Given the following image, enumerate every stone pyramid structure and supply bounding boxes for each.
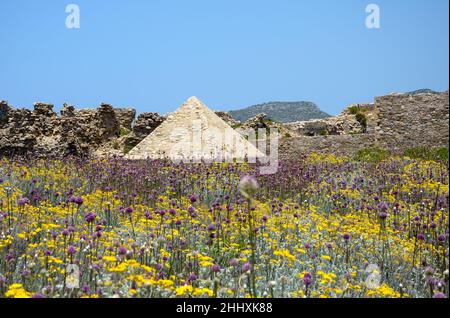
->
[126,96,264,161]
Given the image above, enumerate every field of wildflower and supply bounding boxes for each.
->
[0,153,448,298]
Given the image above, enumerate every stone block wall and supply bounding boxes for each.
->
[374,91,449,152]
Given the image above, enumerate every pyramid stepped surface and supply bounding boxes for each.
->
[126,97,264,160]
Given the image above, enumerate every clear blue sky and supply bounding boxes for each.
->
[0,0,448,115]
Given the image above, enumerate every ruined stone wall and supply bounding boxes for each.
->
[280,134,377,158]
[374,91,449,152]
[281,91,448,156]
[0,101,163,156]
[0,90,448,158]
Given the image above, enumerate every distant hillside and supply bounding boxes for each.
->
[406,89,439,95]
[229,101,330,123]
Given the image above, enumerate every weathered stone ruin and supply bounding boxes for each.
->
[0,90,448,158]
[281,91,449,157]
[0,101,162,156]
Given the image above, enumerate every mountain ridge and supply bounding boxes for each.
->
[228,101,331,123]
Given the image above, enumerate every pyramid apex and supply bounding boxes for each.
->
[186,96,202,104]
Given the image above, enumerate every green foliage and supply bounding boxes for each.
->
[112,141,120,150]
[355,113,367,131]
[319,129,328,136]
[355,147,389,163]
[348,106,360,115]
[123,144,134,154]
[404,147,449,163]
[284,132,292,138]
[119,127,131,137]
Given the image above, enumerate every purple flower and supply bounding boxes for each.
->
[438,234,446,243]
[433,292,446,298]
[189,195,197,203]
[32,293,46,298]
[342,233,350,241]
[303,273,312,286]
[82,284,90,293]
[229,258,239,267]
[187,273,198,282]
[125,207,133,214]
[242,262,252,272]
[74,196,84,206]
[67,246,76,255]
[378,212,388,219]
[17,198,29,206]
[211,264,221,273]
[417,234,425,241]
[118,247,127,255]
[84,212,96,223]
[206,223,216,231]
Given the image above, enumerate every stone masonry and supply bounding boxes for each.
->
[0,90,448,158]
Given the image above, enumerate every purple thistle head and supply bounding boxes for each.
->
[189,195,197,203]
[74,196,84,206]
[211,264,221,273]
[187,273,198,282]
[84,212,96,223]
[378,212,388,219]
[67,246,76,255]
[242,262,252,272]
[343,233,350,241]
[17,198,29,206]
[125,207,133,214]
[303,273,312,286]
[82,284,90,293]
[433,292,446,298]
[229,258,239,267]
[417,234,425,241]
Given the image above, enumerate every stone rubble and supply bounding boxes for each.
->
[0,90,448,158]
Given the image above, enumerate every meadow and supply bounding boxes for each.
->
[0,152,448,298]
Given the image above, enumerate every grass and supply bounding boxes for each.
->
[404,147,449,164]
[355,147,389,163]
[119,127,131,137]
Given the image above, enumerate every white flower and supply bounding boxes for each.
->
[239,176,258,199]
